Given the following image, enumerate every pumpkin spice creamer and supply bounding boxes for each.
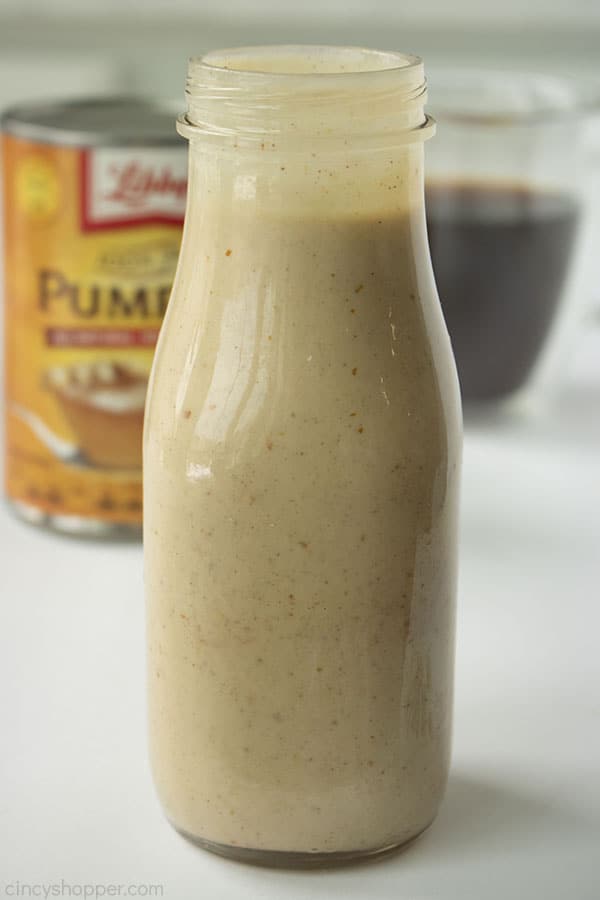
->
[145,46,461,865]
[2,98,186,536]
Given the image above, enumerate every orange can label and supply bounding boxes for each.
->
[2,134,186,525]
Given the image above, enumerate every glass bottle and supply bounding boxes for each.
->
[144,45,461,866]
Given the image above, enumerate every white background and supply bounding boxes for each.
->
[0,0,600,107]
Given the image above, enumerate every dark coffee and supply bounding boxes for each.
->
[426,181,579,402]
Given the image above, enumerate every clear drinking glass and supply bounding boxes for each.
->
[425,68,594,410]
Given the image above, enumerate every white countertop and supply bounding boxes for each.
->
[1,347,599,900]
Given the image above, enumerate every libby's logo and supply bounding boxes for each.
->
[104,160,187,209]
[81,147,187,231]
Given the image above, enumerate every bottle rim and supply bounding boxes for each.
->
[194,45,422,80]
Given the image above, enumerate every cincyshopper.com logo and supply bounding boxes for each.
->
[4,882,164,899]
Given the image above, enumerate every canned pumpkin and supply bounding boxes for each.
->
[2,97,186,536]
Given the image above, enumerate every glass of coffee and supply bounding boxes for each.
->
[425,69,592,407]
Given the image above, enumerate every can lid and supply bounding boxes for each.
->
[1,95,181,146]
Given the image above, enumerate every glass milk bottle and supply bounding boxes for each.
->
[144,45,461,866]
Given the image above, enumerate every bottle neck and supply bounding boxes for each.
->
[184,139,427,224]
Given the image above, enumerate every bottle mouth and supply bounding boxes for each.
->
[197,45,421,77]
[179,44,433,147]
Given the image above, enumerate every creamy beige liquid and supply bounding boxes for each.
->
[144,144,461,856]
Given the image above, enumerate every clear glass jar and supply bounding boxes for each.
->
[144,45,461,866]
[425,68,593,410]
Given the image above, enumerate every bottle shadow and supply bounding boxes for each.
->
[412,770,580,862]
